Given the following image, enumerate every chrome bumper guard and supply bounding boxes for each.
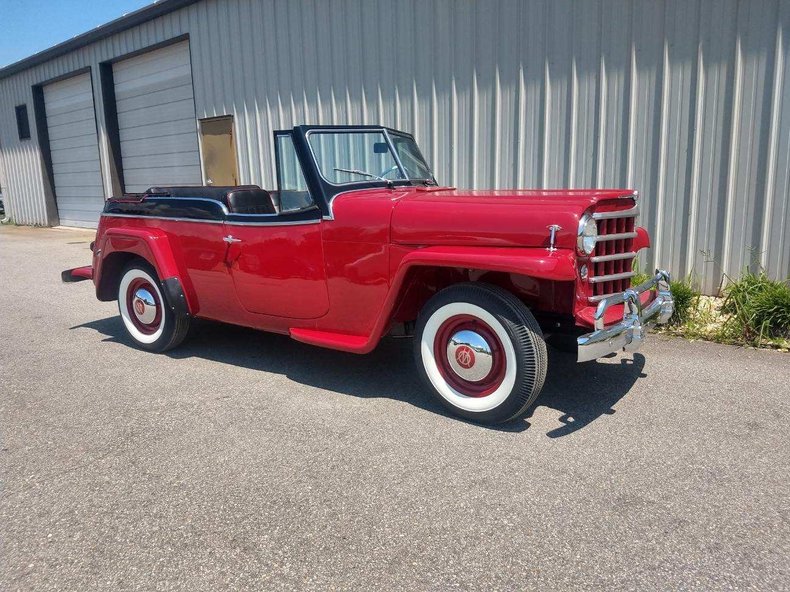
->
[577,270,674,363]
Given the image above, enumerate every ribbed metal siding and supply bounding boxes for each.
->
[0,0,788,293]
[42,72,105,228]
[113,40,202,191]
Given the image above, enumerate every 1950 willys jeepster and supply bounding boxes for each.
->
[64,125,674,424]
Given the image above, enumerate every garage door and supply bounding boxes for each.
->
[43,72,104,228]
[113,41,201,192]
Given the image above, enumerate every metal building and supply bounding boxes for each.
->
[0,0,788,293]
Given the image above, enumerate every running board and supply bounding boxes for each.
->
[289,328,370,354]
[61,266,93,283]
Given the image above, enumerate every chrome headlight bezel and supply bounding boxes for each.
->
[577,215,598,255]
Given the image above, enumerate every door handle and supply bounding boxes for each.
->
[223,235,242,244]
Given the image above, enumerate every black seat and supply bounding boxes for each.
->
[144,185,261,207]
[226,188,277,215]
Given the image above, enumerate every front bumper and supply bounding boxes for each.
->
[577,270,673,362]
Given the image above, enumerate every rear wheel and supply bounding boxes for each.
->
[117,261,190,352]
[414,283,547,424]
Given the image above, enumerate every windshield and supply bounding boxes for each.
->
[389,133,432,180]
[307,130,434,185]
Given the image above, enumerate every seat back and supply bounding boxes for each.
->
[144,185,261,208]
[226,188,277,215]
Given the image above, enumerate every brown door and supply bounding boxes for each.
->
[199,116,239,186]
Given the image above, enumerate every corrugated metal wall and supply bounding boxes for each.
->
[0,0,788,293]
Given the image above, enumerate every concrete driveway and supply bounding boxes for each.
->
[1,226,788,591]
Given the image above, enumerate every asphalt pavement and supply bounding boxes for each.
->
[1,225,788,591]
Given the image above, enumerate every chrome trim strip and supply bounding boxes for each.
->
[227,205,319,217]
[596,231,638,241]
[225,219,320,227]
[592,204,639,220]
[146,196,230,215]
[100,213,321,227]
[148,196,319,218]
[588,292,620,303]
[590,251,637,263]
[588,271,636,284]
[227,211,278,217]
[101,213,221,224]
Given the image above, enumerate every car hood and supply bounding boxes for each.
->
[390,187,637,249]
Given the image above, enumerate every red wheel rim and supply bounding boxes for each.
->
[125,277,162,335]
[433,314,506,397]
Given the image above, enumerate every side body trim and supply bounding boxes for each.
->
[100,212,321,227]
[103,196,321,226]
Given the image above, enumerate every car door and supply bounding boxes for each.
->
[223,132,329,319]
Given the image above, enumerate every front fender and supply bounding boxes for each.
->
[382,245,576,336]
[292,246,576,354]
[634,226,651,252]
[97,227,197,314]
[390,245,577,281]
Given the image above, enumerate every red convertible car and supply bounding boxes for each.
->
[64,125,673,424]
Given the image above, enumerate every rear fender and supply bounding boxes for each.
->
[97,228,196,314]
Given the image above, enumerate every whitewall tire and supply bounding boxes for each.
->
[414,283,547,424]
[117,261,190,352]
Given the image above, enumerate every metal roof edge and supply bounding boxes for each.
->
[0,0,201,81]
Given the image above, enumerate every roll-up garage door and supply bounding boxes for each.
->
[113,41,201,192]
[43,72,104,228]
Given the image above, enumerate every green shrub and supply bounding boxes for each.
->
[668,279,697,326]
[721,271,765,315]
[631,260,697,326]
[751,283,790,337]
[632,271,652,287]
[722,271,790,343]
[630,259,652,287]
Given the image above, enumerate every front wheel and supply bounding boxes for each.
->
[117,261,190,352]
[414,283,547,424]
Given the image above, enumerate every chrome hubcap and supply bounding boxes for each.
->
[446,330,493,382]
[132,288,157,324]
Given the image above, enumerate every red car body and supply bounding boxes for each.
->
[65,125,673,423]
[90,187,639,347]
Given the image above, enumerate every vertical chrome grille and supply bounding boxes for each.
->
[587,205,639,302]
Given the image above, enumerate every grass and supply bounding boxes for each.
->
[721,271,790,346]
[630,262,790,351]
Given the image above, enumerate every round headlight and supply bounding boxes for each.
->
[577,216,598,255]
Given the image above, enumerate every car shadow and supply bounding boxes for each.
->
[536,349,647,437]
[71,317,646,436]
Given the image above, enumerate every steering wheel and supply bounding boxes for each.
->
[378,164,403,180]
